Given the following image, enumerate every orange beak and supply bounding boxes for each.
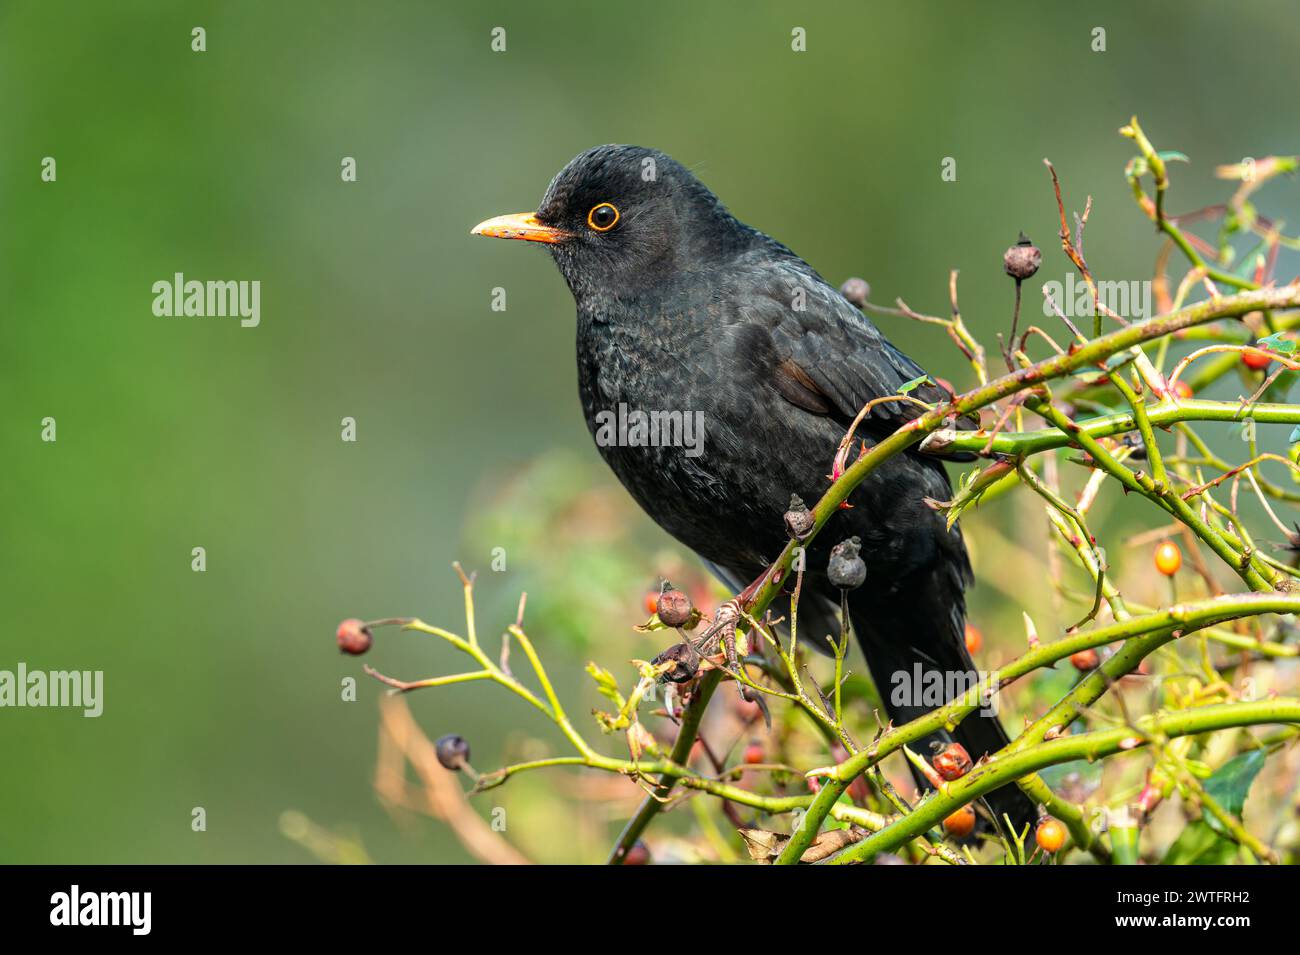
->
[470,212,570,244]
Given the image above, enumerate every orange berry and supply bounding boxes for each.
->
[644,592,659,615]
[742,741,764,765]
[1071,648,1100,671]
[964,623,983,654]
[1171,379,1194,400]
[1154,540,1182,577]
[943,805,976,838]
[1036,817,1067,854]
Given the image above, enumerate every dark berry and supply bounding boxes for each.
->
[653,642,700,683]
[827,536,866,590]
[1003,233,1041,281]
[783,493,815,539]
[435,734,471,772]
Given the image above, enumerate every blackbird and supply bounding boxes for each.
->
[472,145,1036,832]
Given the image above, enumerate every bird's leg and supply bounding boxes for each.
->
[696,568,783,704]
[709,597,760,705]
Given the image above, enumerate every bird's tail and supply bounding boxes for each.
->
[846,583,1039,836]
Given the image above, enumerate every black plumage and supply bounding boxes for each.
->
[473,145,1036,832]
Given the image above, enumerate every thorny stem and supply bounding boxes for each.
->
[826,698,1300,864]
[923,399,1300,457]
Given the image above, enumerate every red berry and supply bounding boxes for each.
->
[943,805,976,838]
[743,741,764,765]
[964,623,983,654]
[643,593,659,615]
[1154,541,1182,577]
[623,841,651,865]
[931,742,973,781]
[1036,817,1067,853]
[1242,348,1274,370]
[336,618,372,655]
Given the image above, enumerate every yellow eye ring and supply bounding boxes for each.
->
[587,202,620,232]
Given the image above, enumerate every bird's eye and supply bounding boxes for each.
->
[587,202,620,232]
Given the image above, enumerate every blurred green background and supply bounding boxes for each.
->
[2,1,1297,863]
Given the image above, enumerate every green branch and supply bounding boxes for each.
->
[826,698,1300,864]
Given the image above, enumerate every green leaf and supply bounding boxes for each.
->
[1156,150,1190,164]
[898,374,933,396]
[585,661,624,707]
[1288,425,1300,444]
[1256,332,1296,354]
[1162,820,1240,864]
[1201,749,1265,837]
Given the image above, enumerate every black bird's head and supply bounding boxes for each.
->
[471,145,754,299]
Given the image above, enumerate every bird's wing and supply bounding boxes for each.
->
[733,261,965,435]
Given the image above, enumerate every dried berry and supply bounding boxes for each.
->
[656,586,693,627]
[827,536,866,590]
[931,741,973,781]
[783,494,815,539]
[964,623,983,654]
[336,618,373,655]
[1036,816,1067,854]
[839,276,871,308]
[435,734,471,772]
[943,805,977,838]
[653,642,701,683]
[1003,233,1041,281]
